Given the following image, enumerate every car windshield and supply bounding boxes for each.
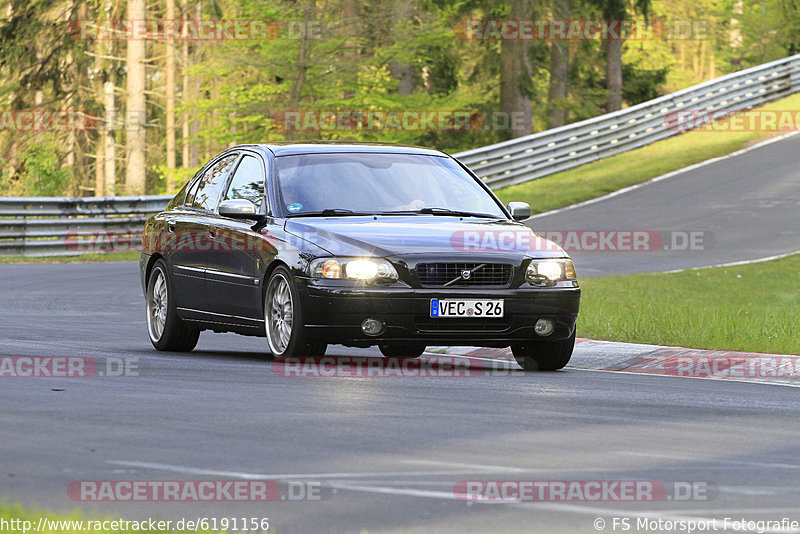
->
[274,153,507,218]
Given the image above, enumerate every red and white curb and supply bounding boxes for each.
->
[429,339,800,386]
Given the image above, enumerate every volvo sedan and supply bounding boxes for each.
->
[140,143,580,371]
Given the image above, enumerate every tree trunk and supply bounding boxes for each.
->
[286,0,315,141]
[165,0,176,191]
[389,0,414,96]
[104,80,116,196]
[699,38,707,80]
[63,49,77,193]
[187,1,201,166]
[181,0,191,168]
[95,126,105,196]
[3,3,16,183]
[548,0,570,128]
[93,22,105,197]
[499,0,533,138]
[125,0,147,194]
[101,0,116,196]
[605,38,623,112]
[341,0,358,99]
[730,0,743,49]
[708,48,716,79]
[603,0,626,113]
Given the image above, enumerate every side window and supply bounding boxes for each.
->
[190,154,238,211]
[184,174,203,207]
[223,155,266,210]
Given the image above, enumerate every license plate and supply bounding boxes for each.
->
[430,299,504,318]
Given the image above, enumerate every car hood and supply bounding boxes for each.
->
[284,216,568,260]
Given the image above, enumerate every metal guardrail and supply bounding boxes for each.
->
[454,53,800,188]
[3,53,800,256]
[0,196,171,257]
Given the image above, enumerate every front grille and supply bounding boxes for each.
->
[414,316,512,332]
[415,263,512,287]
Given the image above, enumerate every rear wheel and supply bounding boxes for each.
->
[379,344,426,359]
[265,266,317,358]
[146,260,200,352]
[512,331,575,371]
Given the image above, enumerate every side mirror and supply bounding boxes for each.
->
[219,199,259,219]
[507,201,531,221]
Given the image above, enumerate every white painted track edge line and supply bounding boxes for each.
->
[659,249,800,273]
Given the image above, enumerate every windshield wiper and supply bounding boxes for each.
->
[415,207,495,218]
[287,209,374,217]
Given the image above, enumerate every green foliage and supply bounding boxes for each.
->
[152,165,201,195]
[621,61,669,104]
[2,0,800,195]
[19,142,70,197]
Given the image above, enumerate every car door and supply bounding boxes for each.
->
[205,152,275,322]
[168,153,239,315]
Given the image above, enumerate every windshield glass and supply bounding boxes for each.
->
[274,153,507,218]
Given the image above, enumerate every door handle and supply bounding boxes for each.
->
[208,229,216,239]
[167,221,176,233]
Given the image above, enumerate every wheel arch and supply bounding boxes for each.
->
[145,253,165,287]
[261,260,290,310]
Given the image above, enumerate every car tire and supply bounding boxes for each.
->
[265,266,314,358]
[378,344,426,359]
[146,260,200,352]
[306,342,328,356]
[511,331,575,371]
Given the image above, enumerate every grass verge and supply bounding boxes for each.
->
[494,93,800,214]
[0,252,140,264]
[576,254,800,355]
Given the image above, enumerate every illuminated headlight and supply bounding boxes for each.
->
[311,258,398,282]
[525,259,577,284]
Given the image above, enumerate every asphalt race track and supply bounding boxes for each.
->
[2,262,800,533]
[529,133,800,277]
[3,136,800,533]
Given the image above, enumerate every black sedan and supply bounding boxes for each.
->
[140,143,580,371]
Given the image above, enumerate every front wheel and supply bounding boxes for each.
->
[512,331,575,371]
[264,266,316,358]
[146,260,200,352]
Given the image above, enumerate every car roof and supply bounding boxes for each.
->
[231,142,448,158]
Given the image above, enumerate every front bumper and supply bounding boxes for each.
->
[297,278,580,346]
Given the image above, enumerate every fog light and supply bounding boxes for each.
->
[361,318,385,336]
[534,318,555,336]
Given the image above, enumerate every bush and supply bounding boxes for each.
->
[20,142,70,196]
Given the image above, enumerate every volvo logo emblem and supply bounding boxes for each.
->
[461,270,472,280]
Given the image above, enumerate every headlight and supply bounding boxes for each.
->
[525,259,576,284]
[310,257,398,282]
